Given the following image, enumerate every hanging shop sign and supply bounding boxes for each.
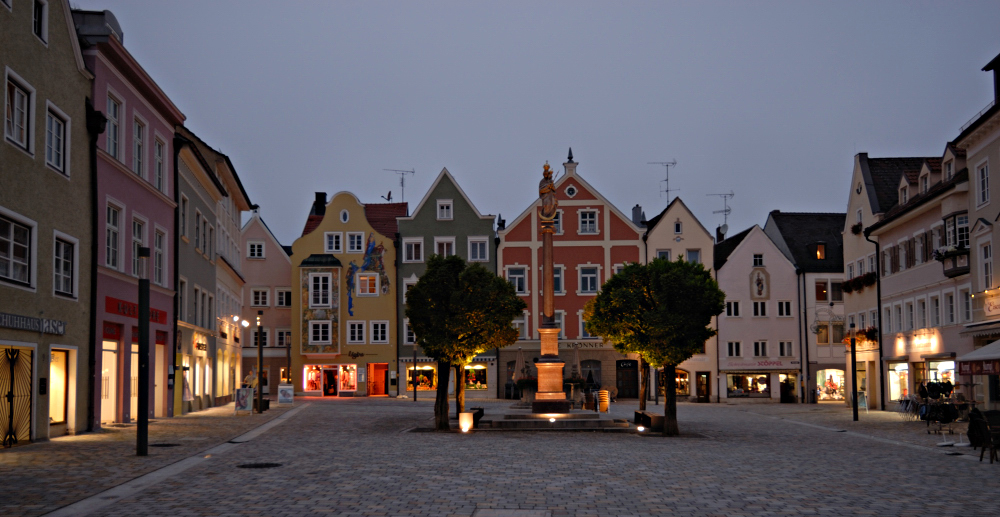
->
[105,297,168,324]
[958,359,1000,375]
[984,296,1000,318]
[0,311,66,335]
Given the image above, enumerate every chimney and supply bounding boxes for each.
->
[311,192,327,216]
[984,52,1000,104]
[563,147,577,176]
[716,225,726,243]
[631,204,644,226]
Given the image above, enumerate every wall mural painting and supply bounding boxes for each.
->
[346,233,391,316]
[300,267,340,355]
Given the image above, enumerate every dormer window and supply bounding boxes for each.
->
[945,161,954,180]
[815,243,826,260]
[920,174,929,194]
[437,200,453,220]
[899,186,908,205]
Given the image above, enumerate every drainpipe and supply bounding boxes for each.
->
[85,98,106,431]
[394,232,401,397]
[796,267,807,403]
[171,134,183,417]
[864,230,885,411]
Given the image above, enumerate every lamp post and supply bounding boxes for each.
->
[256,310,264,414]
[137,247,150,456]
[850,323,859,422]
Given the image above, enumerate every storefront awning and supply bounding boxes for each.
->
[921,352,956,360]
[883,355,909,362]
[957,339,1000,375]
[959,320,1000,337]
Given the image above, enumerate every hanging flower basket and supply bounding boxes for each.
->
[851,222,863,235]
[860,272,877,287]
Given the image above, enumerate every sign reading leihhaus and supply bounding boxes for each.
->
[0,312,66,335]
[105,297,168,324]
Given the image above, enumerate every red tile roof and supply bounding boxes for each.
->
[301,215,324,237]
[364,203,408,238]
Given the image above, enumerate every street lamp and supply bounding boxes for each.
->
[137,247,150,456]
[850,323,859,422]
[256,310,264,414]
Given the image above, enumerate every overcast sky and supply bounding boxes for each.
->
[73,0,1000,245]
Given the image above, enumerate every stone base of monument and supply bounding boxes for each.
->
[486,412,629,431]
[531,399,572,413]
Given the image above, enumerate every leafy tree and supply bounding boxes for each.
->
[406,255,526,430]
[585,258,723,436]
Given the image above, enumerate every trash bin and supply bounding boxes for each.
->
[598,390,610,413]
[469,407,484,428]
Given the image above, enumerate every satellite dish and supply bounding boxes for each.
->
[720,224,728,236]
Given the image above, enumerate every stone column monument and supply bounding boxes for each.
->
[533,162,571,413]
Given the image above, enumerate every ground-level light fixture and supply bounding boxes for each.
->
[637,426,645,433]
[459,412,474,433]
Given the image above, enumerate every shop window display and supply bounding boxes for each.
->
[408,366,437,390]
[928,361,954,383]
[727,374,770,398]
[339,365,357,392]
[465,365,487,390]
[889,363,909,401]
[657,369,690,396]
[816,369,845,401]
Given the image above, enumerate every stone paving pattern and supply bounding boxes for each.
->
[3,398,1000,516]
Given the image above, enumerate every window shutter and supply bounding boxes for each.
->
[908,239,916,268]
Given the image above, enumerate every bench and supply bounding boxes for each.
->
[634,410,664,432]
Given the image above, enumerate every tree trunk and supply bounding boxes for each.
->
[455,364,466,419]
[638,355,647,411]
[434,360,451,431]
[663,363,679,436]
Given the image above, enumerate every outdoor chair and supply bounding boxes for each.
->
[973,418,1000,463]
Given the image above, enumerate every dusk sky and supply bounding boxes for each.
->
[74,0,1000,245]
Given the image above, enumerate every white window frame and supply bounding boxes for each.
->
[32,0,49,44]
[403,276,417,303]
[131,216,147,278]
[726,301,740,317]
[45,101,70,176]
[52,230,78,298]
[105,202,122,271]
[252,327,270,347]
[0,207,37,290]
[309,321,331,344]
[357,272,379,296]
[578,210,598,235]
[512,310,529,340]
[251,288,270,307]
[777,300,792,317]
[779,341,793,357]
[753,301,767,317]
[578,265,600,295]
[553,310,566,339]
[961,288,972,323]
[309,273,332,308]
[506,266,527,295]
[153,228,166,287]
[468,237,489,262]
[404,318,416,344]
[553,210,563,234]
[276,329,292,348]
[324,232,342,253]
[727,341,741,357]
[685,249,701,264]
[753,254,763,267]
[153,136,166,193]
[945,291,955,324]
[247,241,265,259]
[977,160,990,208]
[370,321,389,344]
[656,250,671,261]
[437,199,453,220]
[132,114,147,178]
[5,68,35,154]
[982,241,993,291]
[105,91,122,161]
[347,232,364,253]
[347,321,366,344]
[905,301,913,330]
[753,341,767,357]
[930,295,940,327]
[275,289,292,308]
[578,310,594,339]
[674,221,682,234]
[433,237,456,257]
[402,237,423,263]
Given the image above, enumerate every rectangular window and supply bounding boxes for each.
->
[507,267,526,294]
[248,242,264,258]
[358,273,379,296]
[45,109,66,173]
[553,267,563,294]
[674,221,683,234]
[553,211,562,233]
[106,205,120,269]
[815,281,828,302]
[894,305,902,332]
[347,232,364,253]
[779,341,793,357]
[984,244,993,290]
[277,330,292,348]
[656,250,670,261]
[32,0,47,41]
[180,197,188,237]
[5,77,30,150]
[131,220,144,276]
[324,232,342,253]
[154,139,164,191]
[193,212,201,250]
[753,301,766,317]
[847,264,854,279]
[0,215,31,285]
[859,312,866,330]
[905,303,913,330]
[686,249,701,263]
[946,293,955,324]
[437,200,453,220]
[106,96,120,159]
[404,319,415,344]
[469,238,488,262]
[931,297,940,327]
[816,243,826,260]
[753,341,767,357]
[918,299,926,328]
[154,231,165,286]
[726,301,740,317]
[434,238,455,257]
[958,215,969,248]
[370,321,388,343]
[348,321,365,344]
[857,259,865,276]
[276,289,292,307]
[580,317,593,339]
[133,119,145,176]
[580,267,599,293]
[252,328,270,347]
[962,289,972,322]
[816,324,829,344]
[579,211,598,234]
[309,321,331,344]
[512,312,529,340]
[831,282,843,302]
[753,254,763,267]
[727,342,741,357]
[403,239,422,262]
[778,300,791,317]
[978,164,989,206]
[553,311,565,339]
[310,274,331,307]
[869,255,876,276]
[252,288,269,307]
[53,238,73,296]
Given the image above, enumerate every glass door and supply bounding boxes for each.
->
[101,341,118,424]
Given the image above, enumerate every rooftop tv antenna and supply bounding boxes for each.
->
[707,191,735,235]
[383,168,415,203]
[648,160,678,202]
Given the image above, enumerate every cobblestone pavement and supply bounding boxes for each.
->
[4,398,1000,516]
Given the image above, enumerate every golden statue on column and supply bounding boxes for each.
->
[534,162,570,413]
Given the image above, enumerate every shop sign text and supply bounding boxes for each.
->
[985,296,1000,317]
[105,297,168,324]
[0,311,66,335]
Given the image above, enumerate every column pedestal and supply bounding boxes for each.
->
[532,326,571,413]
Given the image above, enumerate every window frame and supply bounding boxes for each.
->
[977,160,990,208]
[275,289,292,308]
[370,321,389,344]
[753,341,767,358]
[685,249,701,264]
[753,301,767,317]
[357,272,379,296]
[578,210,598,235]
[153,137,166,193]
[131,216,146,278]
[309,273,332,308]
[777,300,792,317]
[324,232,342,253]
[52,231,77,298]
[402,237,423,263]
[105,92,122,160]
[132,115,147,178]
[5,69,35,154]
[433,237,456,257]
[779,341,793,357]
[251,288,270,307]
[347,321,366,344]
[105,203,122,270]
[726,301,740,317]
[506,266,527,295]
[309,321,332,344]
[437,199,454,220]
[153,229,166,287]
[347,232,364,253]
[579,266,599,295]
[0,208,36,290]
[404,318,416,344]
[753,254,763,267]
[727,341,741,357]
[247,241,265,259]
[468,237,489,262]
[656,250,671,261]
[32,0,49,44]
[45,101,70,175]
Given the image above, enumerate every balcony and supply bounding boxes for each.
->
[934,247,969,278]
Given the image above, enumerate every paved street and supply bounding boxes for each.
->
[3,398,1000,516]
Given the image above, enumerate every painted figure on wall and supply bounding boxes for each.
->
[346,233,390,316]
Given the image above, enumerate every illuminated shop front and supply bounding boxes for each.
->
[727,373,771,398]
[303,364,357,396]
[928,360,955,382]
[406,365,437,391]
[464,364,488,390]
[816,369,846,401]
[888,362,909,400]
[657,369,690,397]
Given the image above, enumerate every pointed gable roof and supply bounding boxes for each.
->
[643,197,712,240]
[764,211,846,273]
[713,226,753,271]
[241,210,291,264]
[860,155,931,215]
[400,167,494,222]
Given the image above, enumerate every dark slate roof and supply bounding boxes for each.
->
[945,141,966,159]
[767,212,846,273]
[282,245,293,257]
[713,226,753,271]
[364,202,408,237]
[299,254,343,267]
[867,167,969,234]
[866,157,929,213]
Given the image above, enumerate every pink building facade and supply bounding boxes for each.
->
[75,11,185,426]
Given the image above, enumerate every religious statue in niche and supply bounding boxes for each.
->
[750,269,769,300]
[346,233,391,316]
[539,162,557,221]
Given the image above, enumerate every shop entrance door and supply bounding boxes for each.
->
[696,372,710,403]
[154,344,166,417]
[101,342,118,424]
[322,368,338,396]
[368,363,388,396]
[130,344,139,422]
[616,360,638,399]
[1,346,32,448]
